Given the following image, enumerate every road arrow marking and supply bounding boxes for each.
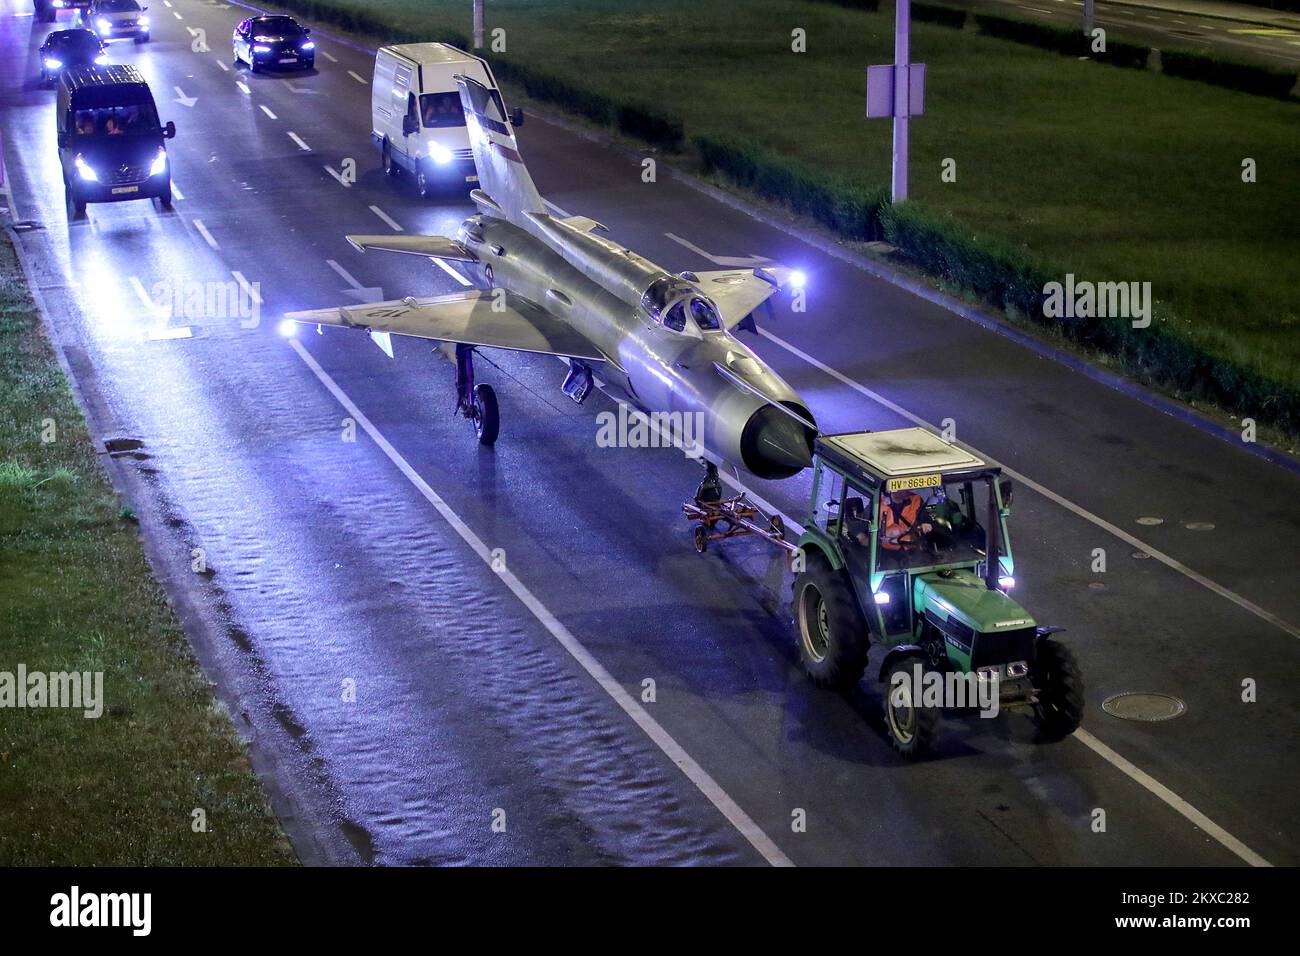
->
[326,259,383,303]
[665,232,770,268]
[173,86,197,108]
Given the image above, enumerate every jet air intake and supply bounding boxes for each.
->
[740,402,816,480]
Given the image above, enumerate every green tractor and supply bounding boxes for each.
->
[791,428,1084,757]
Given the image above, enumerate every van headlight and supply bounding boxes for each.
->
[45,58,64,70]
[428,143,453,165]
[97,17,112,32]
[94,53,108,64]
[138,15,149,27]
[74,154,98,182]
[150,148,167,176]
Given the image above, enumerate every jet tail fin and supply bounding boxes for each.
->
[454,74,545,226]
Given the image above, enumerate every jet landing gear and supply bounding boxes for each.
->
[454,344,499,445]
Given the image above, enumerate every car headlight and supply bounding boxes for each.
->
[45,58,63,70]
[94,53,108,64]
[253,44,271,53]
[53,0,66,7]
[300,40,315,50]
[97,17,112,31]
[74,154,98,182]
[253,35,275,42]
[428,143,453,165]
[149,148,167,176]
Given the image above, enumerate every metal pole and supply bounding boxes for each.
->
[473,0,484,49]
[891,0,910,202]
[1083,0,1094,36]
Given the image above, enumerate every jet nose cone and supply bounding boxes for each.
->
[741,404,815,480]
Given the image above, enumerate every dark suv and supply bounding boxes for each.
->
[56,65,176,217]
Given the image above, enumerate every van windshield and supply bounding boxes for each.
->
[419,92,464,128]
[72,103,160,138]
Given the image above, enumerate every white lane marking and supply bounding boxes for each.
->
[1073,729,1270,867]
[347,70,368,84]
[236,81,251,95]
[289,339,795,867]
[231,271,262,305]
[759,328,1300,642]
[260,104,278,120]
[326,258,364,289]
[170,181,184,200]
[164,1,171,6]
[216,59,230,72]
[324,165,351,187]
[147,325,193,340]
[173,10,182,19]
[192,218,219,250]
[319,49,337,63]
[368,205,403,231]
[287,131,311,151]
[432,257,472,287]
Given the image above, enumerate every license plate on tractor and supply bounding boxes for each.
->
[886,473,941,492]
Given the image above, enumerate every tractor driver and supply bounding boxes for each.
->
[879,489,933,552]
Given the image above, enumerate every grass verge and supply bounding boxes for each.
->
[0,234,296,866]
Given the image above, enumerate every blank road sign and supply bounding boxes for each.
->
[866,63,926,119]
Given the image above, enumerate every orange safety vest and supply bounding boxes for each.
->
[880,494,924,550]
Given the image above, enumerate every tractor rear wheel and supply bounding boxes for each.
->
[1032,637,1084,740]
[793,557,867,690]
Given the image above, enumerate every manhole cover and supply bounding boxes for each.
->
[1102,692,1186,722]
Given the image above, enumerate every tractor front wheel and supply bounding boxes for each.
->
[883,656,939,759]
[1032,637,1084,740]
[792,557,867,690]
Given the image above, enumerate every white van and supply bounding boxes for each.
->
[371,42,522,197]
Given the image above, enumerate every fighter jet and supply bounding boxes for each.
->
[283,74,816,481]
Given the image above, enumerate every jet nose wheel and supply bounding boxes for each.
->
[473,383,499,445]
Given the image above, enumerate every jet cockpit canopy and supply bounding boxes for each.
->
[640,275,723,335]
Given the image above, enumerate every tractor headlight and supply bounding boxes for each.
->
[998,575,1016,590]
[74,154,98,182]
[976,666,1000,682]
[45,58,63,70]
[873,590,890,606]
[428,142,453,165]
[149,148,167,176]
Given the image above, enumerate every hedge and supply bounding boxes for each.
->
[1160,49,1299,100]
[694,134,889,241]
[912,3,967,29]
[974,13,1150,70]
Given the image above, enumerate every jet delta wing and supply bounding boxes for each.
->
[689,267,800,331]
[283,290,606,361]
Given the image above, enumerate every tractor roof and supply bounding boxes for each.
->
[817,427,991,482]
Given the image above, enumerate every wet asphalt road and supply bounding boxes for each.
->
[960,0,1300,68]
[3,0,1297,865]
